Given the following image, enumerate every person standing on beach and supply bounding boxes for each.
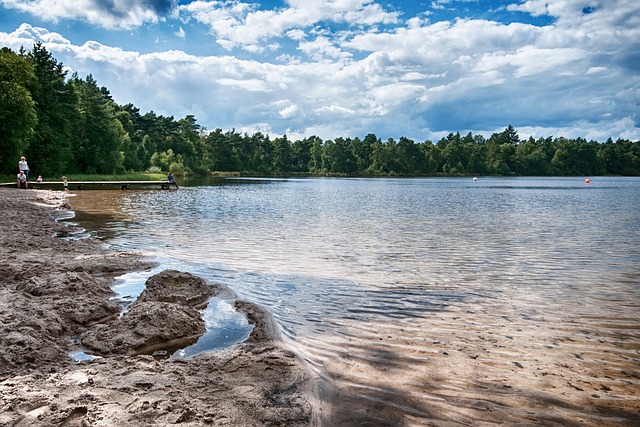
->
[17,171,28,189]
[62,176,68,191]
[18,157,29,181]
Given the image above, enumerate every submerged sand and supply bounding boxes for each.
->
[0,189,315,426]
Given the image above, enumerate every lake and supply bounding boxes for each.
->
[70,176,640,426]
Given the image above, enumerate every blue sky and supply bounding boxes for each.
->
[1,0,639,142]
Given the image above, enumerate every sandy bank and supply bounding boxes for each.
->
[0,189,315,426]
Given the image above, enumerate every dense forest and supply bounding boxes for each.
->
[2,43,639,178]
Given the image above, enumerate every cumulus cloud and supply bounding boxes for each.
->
[178,0,399,50]
[0,0,176,29]
[298,36,352,62]
[278,103,303,120]
[0,22,72,45]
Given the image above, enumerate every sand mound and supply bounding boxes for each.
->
[0,189,315,427]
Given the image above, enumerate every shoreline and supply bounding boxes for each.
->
[0,189,316,426]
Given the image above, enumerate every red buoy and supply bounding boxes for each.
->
[585,179,591,184]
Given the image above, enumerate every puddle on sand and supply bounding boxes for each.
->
[171,298,253,359]
[72,270,253,362]
[71,351,102,362]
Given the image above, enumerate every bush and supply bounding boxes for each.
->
[168,161,186,174]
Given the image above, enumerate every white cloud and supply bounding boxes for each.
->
[217,77,271,92]
[179,0,399,50]
[279,103,303,119]
[298,36,352,61]
[286,29,306,41]
[586,66,607,75]
[473,46,586,78]
[508,0,640,32]
[316,105,356,115]
[0,22,71,45]
[516,117,640,142]
[0,0,176,29]
[507,0,549,17]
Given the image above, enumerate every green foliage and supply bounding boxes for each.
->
[25,42,74,176]
[0,46,638,179]
[150,148,186,173]
[146,166,162,174]
[0,47,37,174]
[70,74,125,174]
[272,135,293,173]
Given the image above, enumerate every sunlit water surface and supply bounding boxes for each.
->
[70,177,640,425]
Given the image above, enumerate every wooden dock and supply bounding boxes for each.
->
[1,181,178,190]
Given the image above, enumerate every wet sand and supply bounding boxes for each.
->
[0,189,315,426]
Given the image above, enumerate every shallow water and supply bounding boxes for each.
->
[70,177,640,425]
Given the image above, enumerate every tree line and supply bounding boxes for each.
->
[2,44,639,178]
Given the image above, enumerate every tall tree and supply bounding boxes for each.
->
[174,116,199,155]
[308,137,324,173]
[291,137,313,172]
[115,104,147,171]
[513,137,550,175]
[204,128,239,171]
[367,137,385,174]
[396,136,425,174]
[487,131,515,175]
[441,132,464,173]
[503,124,520,147]
[272,135,292,173]
[25,42,74,176]
[0,47,37,174]
[249,132,272,174]
[70,74,124,173]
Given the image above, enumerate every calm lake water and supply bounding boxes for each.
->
[70,177,640,426]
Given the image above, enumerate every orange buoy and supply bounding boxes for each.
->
[585,178,591,184]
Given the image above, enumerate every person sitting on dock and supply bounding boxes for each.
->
[17,171,28,189]
[36,175,43,183]
[167,172,179,189]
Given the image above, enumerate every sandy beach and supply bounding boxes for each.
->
[0,189,315,426]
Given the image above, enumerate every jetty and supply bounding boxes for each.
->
[1,180,178,190]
